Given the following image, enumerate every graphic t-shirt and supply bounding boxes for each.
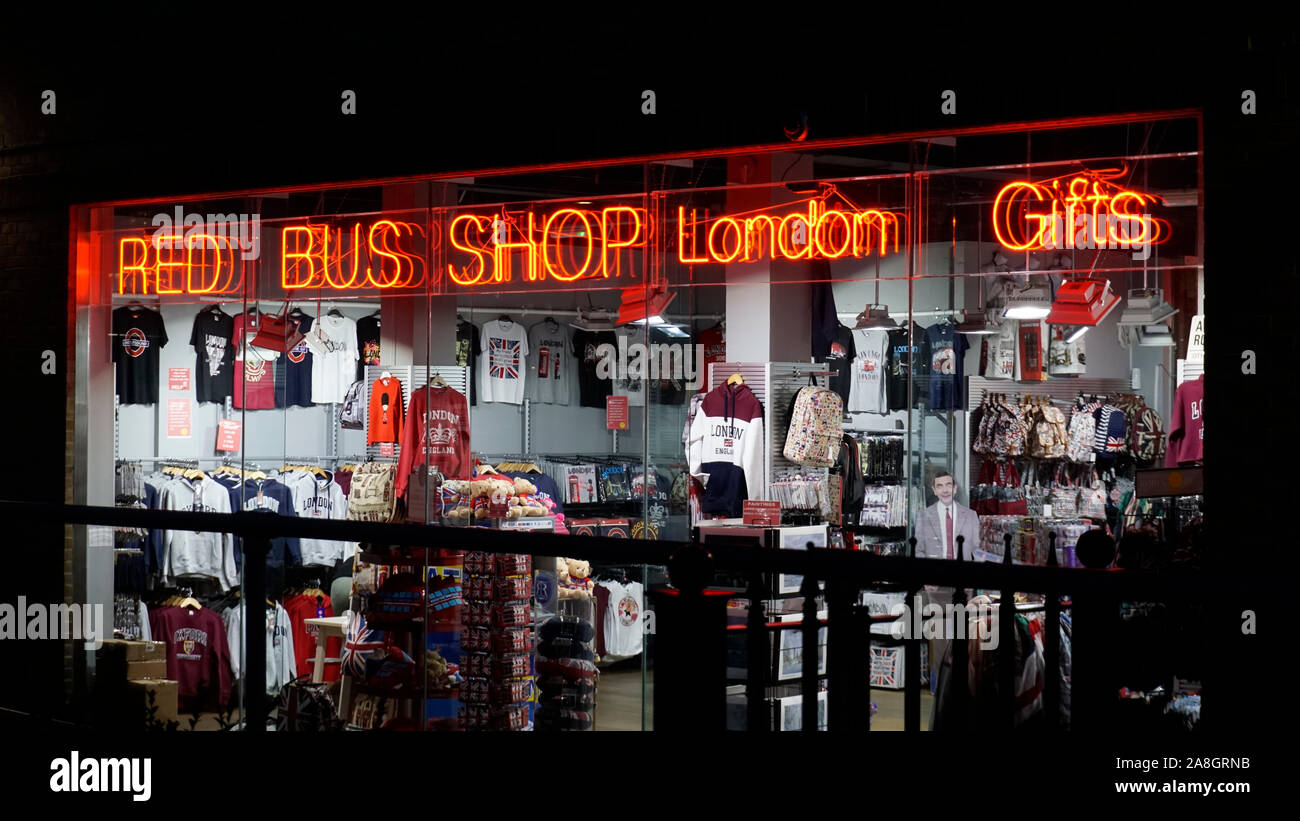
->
[697,325,726,393]
[276,313,314,408]
[310,314,359,404]
[886,322,929,411]
[113,306,168,405]
[611,329,646,408]
[825,324,856,408]
[982,320,1018,381]
[456,320,480,406]
[925,322,970,411]
[601,581,644,657]
[527,320,572,405]
[847,328,889,414]
[479,319,528,404]
[367,376,405,445]
[189,308,234,405]
[233,313,278,410]
[356,314,381,381]
[572,330,617,408]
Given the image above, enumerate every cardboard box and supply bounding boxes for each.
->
[568,519,600,537]
[100,639,166,662]
[126,659,168,680]
[128,679,178,723]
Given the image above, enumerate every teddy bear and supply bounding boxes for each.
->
[559,558,594,599]
[472,477,517,519]
[512,477,538,497]
[514,493,547,518]
[555,556,570,586]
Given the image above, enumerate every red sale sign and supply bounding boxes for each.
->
[742,500,782,527]
[216,419,242,452]
[166,399,191,439]
[606,396,629,430]
[168,368,191,391]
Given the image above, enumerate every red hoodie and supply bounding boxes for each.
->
[1165,374,1204,466]
[396,384,472,495]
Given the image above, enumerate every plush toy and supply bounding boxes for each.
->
[552,513,568,535]
[512,477,538,496]
[469,479,493,500]
[559,558,594,599]
[555,556,570,584]
[515,493,546,517]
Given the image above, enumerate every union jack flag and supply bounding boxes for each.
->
[489,336,522,380]
[343,611,384,678]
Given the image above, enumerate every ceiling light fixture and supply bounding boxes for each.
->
[1046,279,1121,326]
[1137,323,1175,346]
[617,281,677,326]
[1004,283,1053,320]
[1117,288,1179,325]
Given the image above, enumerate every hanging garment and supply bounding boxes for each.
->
[687,382,765,518]
[151,604,233,714]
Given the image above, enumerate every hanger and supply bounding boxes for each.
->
[727,372,744,386]
[429,373,448,388]
[380,370,393,380]
[328,308,344,318]
[498,314,513,324]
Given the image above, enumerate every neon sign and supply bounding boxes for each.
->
[118,234,242,295]
[992,175,1170,252]
[447,206,644,286]
[676,200,901,264]
[281,220,426,290]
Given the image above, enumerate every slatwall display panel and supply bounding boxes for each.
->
[965,374,1135,490]
[364,365,469,462]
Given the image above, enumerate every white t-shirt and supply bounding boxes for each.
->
[848,329,889,414]
[526,320,572,405]
[310,314,359,404]
[982,320,1018,380]
[601,580,644,657]
[611,329,646,407]
[479,319,529,404]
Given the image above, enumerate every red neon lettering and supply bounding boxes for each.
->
[707,217,744,263]
[493,212,537,283]
[448,215,491,286]
[543,209,597,282]
[154,235,186,294]
[993,177,1170,252]
[184,233,231,294]
[814,206,854,259]
[777,212,811,260]
[677,207,708,264]
[601,206,642,278]
[119,237,151,294]
[323,223,366,290]
[282,226,321,289]
[743,215,778,261]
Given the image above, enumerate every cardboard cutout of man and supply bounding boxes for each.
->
[916,470,981,560]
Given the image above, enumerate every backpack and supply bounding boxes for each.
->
[347,460,398,523]
[1092,404,1127,459]
[340,380,365,430]
[1066,405,1097,463]
[783,385,844,467]
[1130,403,1166,465]
[1031,405,1068,460]
[275,675,344,731]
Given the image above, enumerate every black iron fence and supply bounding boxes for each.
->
[3,501,1241,732]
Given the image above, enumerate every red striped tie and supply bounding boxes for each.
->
[946,507,954,560]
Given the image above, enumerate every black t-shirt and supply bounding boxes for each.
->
[572,329,616,408]
[825,323,856,408]
[113,306,168,405]
[456,320,480,405]
[357,314,381,381]
[189,307,234,405]
[276,313,314,408]
[886,322,929,411]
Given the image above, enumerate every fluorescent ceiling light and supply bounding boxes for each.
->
[1004,284,1052,319]
[1066,325,1089,343]
[1117,289,1179,325]
[658,325,690,339]
[955,311,999,335]
[1137,324,1175,346]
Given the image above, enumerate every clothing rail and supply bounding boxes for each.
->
[457,305,723,323]
[837,309,961,321]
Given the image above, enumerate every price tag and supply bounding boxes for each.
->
[379,442,395,457]
[742,500,781,527]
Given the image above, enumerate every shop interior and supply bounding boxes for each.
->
[76,115,1205,731]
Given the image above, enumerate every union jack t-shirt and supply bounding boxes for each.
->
[478,319,529,404]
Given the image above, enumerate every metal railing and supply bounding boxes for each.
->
[4,501,1243,732]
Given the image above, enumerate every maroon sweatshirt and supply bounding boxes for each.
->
[396,384,472,495]
[1165,374,1204,466]
[151,605,232,714]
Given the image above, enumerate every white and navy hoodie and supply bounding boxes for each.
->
[159,476,238,591]
[688,382,765,517]
[285,472,354,567]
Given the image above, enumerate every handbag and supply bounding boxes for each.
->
[1079,469,1108,520]
[1049,465,1079,518]
[250,301,305,353]
[405,467,445,524]
[971,460,1000,515]
[996,461,1028,516]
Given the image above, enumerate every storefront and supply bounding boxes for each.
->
[67,109,1205,731]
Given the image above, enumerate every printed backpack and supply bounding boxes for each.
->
[340,380,365,430]
[783,385,844,467]
[1066,404,1097,463]
[1130,403,1166,465]
[1030,405,1069,460]
[347,460,398,523]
